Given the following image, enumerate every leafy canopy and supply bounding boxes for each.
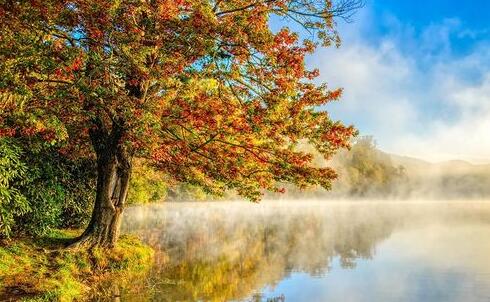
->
[0,0,359,200]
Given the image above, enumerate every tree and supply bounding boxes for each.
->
[332,136,407,197]
[0,0,361,248]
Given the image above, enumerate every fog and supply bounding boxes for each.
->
[90,201,490,301]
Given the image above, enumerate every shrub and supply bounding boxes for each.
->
[0,138,96,238]
[0,138,30,237]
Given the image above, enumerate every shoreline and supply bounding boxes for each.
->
[0,229,154,301]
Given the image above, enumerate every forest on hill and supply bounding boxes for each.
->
[291,136,490,200]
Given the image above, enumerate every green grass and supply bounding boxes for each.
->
[0,230,154,302]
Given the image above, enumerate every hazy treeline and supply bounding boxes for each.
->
[275,137,490,200]
[387,156,490,200]
[329,136,409,198]
[345,137,490,200]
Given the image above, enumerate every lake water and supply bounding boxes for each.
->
[96,201,490,301]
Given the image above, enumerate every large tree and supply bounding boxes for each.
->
[0,0,360,248]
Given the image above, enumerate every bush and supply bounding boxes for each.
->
[0,138,96,238]
[17,150,96,236]
[0,138,30,237]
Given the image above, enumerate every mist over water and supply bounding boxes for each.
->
[90,200,490,302]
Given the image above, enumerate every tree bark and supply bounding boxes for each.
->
[69,125,131,249]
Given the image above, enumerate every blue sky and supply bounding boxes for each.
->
[304,0,490,163]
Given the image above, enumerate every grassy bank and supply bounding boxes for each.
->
[0,230,154,301]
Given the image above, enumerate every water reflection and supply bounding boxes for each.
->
[96,201,490,301]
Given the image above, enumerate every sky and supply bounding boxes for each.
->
[305,0,490,163]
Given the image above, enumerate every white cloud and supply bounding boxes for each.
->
[310,11,490,163]
[396,74,490,163]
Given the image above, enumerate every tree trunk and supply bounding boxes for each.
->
[70,126,131,249]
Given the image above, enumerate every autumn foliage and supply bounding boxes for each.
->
[0,0,360,246]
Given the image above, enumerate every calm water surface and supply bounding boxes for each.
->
[96,201,490,301]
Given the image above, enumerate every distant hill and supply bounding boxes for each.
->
[289,138,490,200]
[388,154,431,175]
[389,153,490,176]
[386,153,490,200]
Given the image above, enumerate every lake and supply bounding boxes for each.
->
[93,201,490,301]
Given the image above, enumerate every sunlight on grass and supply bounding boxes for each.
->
[0,229,154,301]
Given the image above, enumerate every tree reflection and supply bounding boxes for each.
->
[104,203,403,301]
